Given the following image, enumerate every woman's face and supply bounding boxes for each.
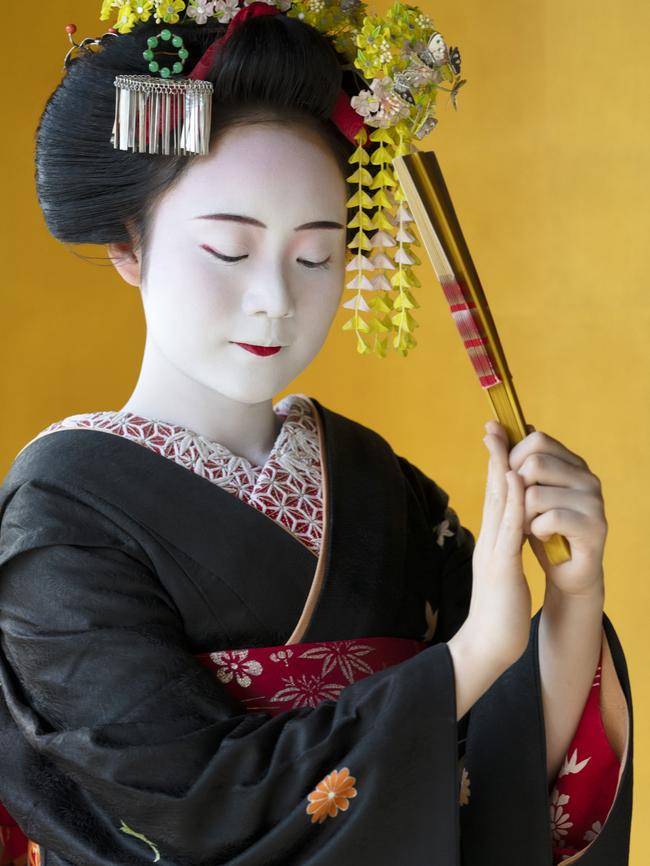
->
[137,121,349,404]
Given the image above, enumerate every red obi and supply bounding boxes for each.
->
[195,635,428,715]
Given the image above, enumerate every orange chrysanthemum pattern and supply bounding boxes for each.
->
[306,767,358,824]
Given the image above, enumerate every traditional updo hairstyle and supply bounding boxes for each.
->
[35,13,377,277]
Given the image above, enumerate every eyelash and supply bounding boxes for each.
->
[201,245,331,270]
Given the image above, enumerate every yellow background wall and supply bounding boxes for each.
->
[2,0,648,860]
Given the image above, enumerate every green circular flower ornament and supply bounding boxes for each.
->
[142,30,188,78]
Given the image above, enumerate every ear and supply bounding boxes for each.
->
[107,240,142,287]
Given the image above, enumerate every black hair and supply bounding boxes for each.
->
[35,13,375,276]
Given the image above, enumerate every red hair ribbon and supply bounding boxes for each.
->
[187,1,367,145]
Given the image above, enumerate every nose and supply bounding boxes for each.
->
[241,265,295,320]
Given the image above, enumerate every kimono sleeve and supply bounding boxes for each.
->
[395,454,475,791]
[0,482,461,866]
[396,454,475,645]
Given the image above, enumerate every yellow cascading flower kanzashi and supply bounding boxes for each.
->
[342,122,421,357]
[96,0,463,357]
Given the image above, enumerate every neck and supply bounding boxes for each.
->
[117,335,284,466]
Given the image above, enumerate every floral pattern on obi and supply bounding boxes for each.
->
[196,635,428,714]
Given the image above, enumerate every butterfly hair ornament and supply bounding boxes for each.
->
[64,0,464,359]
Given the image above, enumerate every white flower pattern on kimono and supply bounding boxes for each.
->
[433,508,456,547]
[421,600,438,641]
[209,649,264,688]
[584,820,603,842]
[559,747,591,778]
[550,788,574,843]
[297,640,376,684]
[459,765,471,806]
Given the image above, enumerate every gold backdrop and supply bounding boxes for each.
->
[2,0,648,860]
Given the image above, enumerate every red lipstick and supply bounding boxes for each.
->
[232,342,283,356]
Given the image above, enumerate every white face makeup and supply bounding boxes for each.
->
[137,121,348,405]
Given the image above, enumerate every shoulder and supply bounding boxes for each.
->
[3,410,146,492]
[1,424,152,569]
[0,484,150,585]
[11,410,128,463]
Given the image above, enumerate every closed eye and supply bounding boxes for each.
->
[201,245,331,270]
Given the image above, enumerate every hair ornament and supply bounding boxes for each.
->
[63,23,118,69]
[77,0,465,357]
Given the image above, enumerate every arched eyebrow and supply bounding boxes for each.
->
[192,213,344,231]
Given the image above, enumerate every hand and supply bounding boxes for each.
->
[485,419,607,599]
[465,420,533,668]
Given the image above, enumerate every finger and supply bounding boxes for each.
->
[529,508,591,545]
[484,419,536,440]
[522,484,590,535]
[509,430,588,473]
[479,437,498,536]
[480,434,508,542]
[516,453,602,493]
[496,470,525,556]
[485,432,511,483]
[484,419,509,446]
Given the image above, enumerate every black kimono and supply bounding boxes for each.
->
[0,395,633,865]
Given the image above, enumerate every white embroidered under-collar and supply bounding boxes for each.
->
[24,393,324,554]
